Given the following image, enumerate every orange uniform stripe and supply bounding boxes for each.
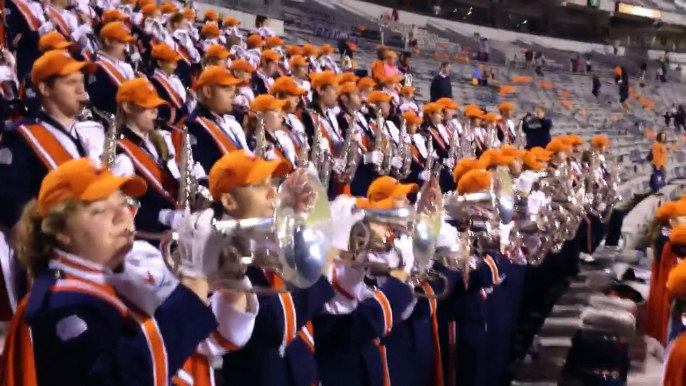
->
[278,293,297,345]
[373,291,393,335]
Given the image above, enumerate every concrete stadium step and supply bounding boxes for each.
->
[539,317,582,338]
[550,304,585,319]
[555,292,592,306]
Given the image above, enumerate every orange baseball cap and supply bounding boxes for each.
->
[195,66,242,89]
[523,152,544,170]
[204,10,217,20]
[182,8,196,20]
[102,9,129,23]
[302,44,317,56]
[208,150,289,200]
[500,145,526,159]
[116,78,168,108]
[341,72,359,83]
[367,176,419,203]
[141,4,158,16]
[151,43,181,62]
[339,82,358,94]
[37,158,147,216]
[400,86,416,95]
[160,3,177,13]
[591,134,610,148]
[380,74,400,85]
[266,36,284,47]
[452,157,487,183]
[31,50,93,85]
[39,31,73,51]
[367,90,391,104]
[457,169,492,195]
[204,44,230,60]
[498,102,515,112]
[286,45,303,56]
[357,77,377,89]
[229,59,255,73]
[402,110,422,125]
[318,44,334,55]
[546,139,571,153]
[261,49,281,62]
[288,55,307,68]
[436,98,458,110]
[250,94,287,112]
[100,21,135,43]
[201,23,221,37]
[483,112,500,123]
[311,71,341,89]
[246,34,263,48]
[423,102,442,115]
[223,16,240,26]
[270,77,307,96]
[355,197,394,210]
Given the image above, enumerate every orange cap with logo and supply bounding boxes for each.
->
[141,4,158,16]
[367,176,419,203]
[311,71,341,89]
[160,3,177,13]
[151,43,181,62]
[339,82,358,94]
[457,169,492,195]
[39,31,73,51]
[367,90,391,104]
[200,23,221,37]
[286,45,303,56]
[250,95,287,112]
[102,9,129,23]
[302,44,317,56]
[195,66,242,90]
[37,158,147,216]
[269,77,307,96]
[341,72,359,84]
[498,102,515,112]
[523,152,544,170]
[204,10,217,20]
[99,21,135,43]
[288,55,307,68]
[229,59,255,73]
[591,134,610,148]
[261,49,281,62]
[357,77,377,89]
[266,36,284,47]
[223,16,240,26]
[402,110,422,125]
[436,98,458,110]
[31,50,93,85]
[423,102,442,115]
[116,78,168,108]
[204,44,230,60]
[208,150,289,200]
[246,34,263,48]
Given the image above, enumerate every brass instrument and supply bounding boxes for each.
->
[193,167,332,293]
[343,167,447,297]
[308,109,333,186]
[445,119,460,171]
[371,107,387,175]
[394,115,412,179]
[485,121,501,150]
[513,118,526,149]
[339,111,362,184]
[175,126,213,212]
[424,132,434,173]
[92,107,118,169]
[253,112,269,159]
[460,119,476,158]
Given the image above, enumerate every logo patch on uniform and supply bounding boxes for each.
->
[56,315,88,342]
[0,148,12,165]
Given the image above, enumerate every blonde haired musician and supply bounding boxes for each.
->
[0,51,99,319]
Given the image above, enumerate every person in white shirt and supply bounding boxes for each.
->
[252,14,275,38]
[229,59,256,113]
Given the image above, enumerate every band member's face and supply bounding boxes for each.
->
[535,109,545,118]
[152,11,162,20]
[61,190,135,269]
[41,72,88,117]
[509,159,522,176]
[292,65,307,79]
[263,61,278,75]
[207,85,236,114]
[107,39,128,59]
[126,104,158,132]
[54,0,68,7]
[234,70,250,81]
[160,60,178,74]
[378,101,391,117]
[347,91,362,111]
[473,118,481,126]
[264,109,282,130]
[319,85,338,108]
[430,111,443,125]
[444,108,456,119]
[224,177,278,218]
[408,123,418,134]
[360,87,372,100]
[205,58,223,67]
[501,111,511,119]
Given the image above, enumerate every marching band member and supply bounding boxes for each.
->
[203,44,231,67]
[165,12,201,87]
[265,36,288,76]
[229,59,256,117]
[421,102,455,191]
[401,110,428,194]
[222,16,243,40]
[203,9,218,24]
[44,0,95,61]
[496,102,516,144]
[112,78,188,236]
[317,44,340,74]
[252,49,280,96]
[244,94,295,172]
[302,44,320,73]
[285,44,302,59]
[244,34,264,69]
[436,97,461,144]
[314,195,416,386]
[664,253,686,385]
[336,81,368,157]
[207,150,334,386]
[289,55,311,105]
[253,14,275,38]
[590,134,610,154]
[199,22,223,52]
[4,0,54,80]
[1,157,220,385]
[379,75,400,108]
[185,65,244,173]
[88,21,136,114]
[271,77,309,168]
[149,43,188,126]
[358,77,376,107]
[398,86,419,116]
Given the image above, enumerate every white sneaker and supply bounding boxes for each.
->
[580,252,596,263]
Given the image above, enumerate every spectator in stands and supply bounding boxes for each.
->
[392,8,399,22]
[615,66,629,110]
[534,52,544,77]
[430,61,452,102]
[371,46,387,83]
[640,62,647,80]
[253,15,275,38]
[398,52,412,75]
[522,106,552,149]
[408,25,418,50]
[676,105,686,132]
[524,48,533,70]
[649,131,667,195]
[591,73,601,101]
[471,65,482,86]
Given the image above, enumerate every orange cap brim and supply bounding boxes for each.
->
[80,174,147,202]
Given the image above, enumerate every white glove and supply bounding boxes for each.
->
[333,158,346,173]
[176,208,232,279]
[443,157,455,170]
[76,23,93,36]
[393,235,415,274]
[158,209,188,229]
[318,140,330,153]
[364,150,383,166]
[192,162,207,180]
[585,192,595,204]
[499,222,514,246]
[329,195,365,251]
[515,173,535,195]
[419,170,430,181]
[391,156,403,169]
[110,154,136,177]
[527,191,546,216]
[597,203,607,212]
[39,22,55,35]
[436,220,460,252]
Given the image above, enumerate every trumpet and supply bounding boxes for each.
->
[168,167,333,293]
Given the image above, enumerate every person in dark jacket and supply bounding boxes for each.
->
[429,61,452,102]
[522,106,552,149]
[592,73,601,101]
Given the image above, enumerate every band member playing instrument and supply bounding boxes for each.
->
[265,36,289,76]
[252,49,280,96]
[203,44,231,67]
[270,77,309,168]
[199,22,223,52]
[0,157,225,385]
[244,34,263,69]
[496,102,516,144]
[398,86,419,116]
[230,59,256,114]
[401,110,428,194]
[4,0,55,80]
[43,0,95,60]
[149,43,188,126]
[222,16,242,39]
[185,65,244,173]
[289,55,311,105]
[244,94,295,172]
[87,21,136,114]
[206,150,334,386]
[301,44,320,73]
[314,195,417,386]
[357,77,376,112]
[316,44,340,74]
[436,97,461,146]
[164,12,201,88]
[422,102,454,192]
[336,81,371,194]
